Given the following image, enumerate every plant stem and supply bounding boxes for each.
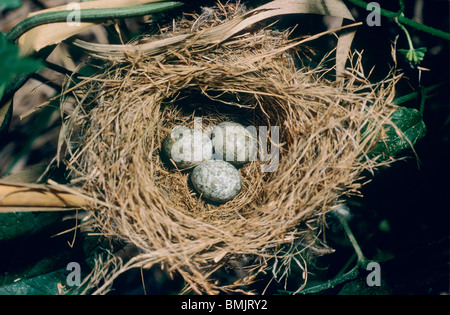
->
[336,211,368,267]
[419,85,426,117]
[396,19,414,51]
[397,0,405,15]
[30,73,63,92]
[44,61,75,77]
[393,82,446,105]
[300,264,361,294]
[6,2,184,42]
[346,0,450,41]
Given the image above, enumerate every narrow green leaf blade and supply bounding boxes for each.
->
[0,99,13,142]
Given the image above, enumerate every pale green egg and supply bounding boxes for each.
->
[211,122,257,166]
[162,126,212,169]
[191,160,241,202]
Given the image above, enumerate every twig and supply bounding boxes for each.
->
[44,61,75,77]
[300,264,361,294]
[30,72,63,92]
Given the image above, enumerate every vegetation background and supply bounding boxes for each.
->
[0,0,448,294]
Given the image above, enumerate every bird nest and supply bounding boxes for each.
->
[58,1,399,294]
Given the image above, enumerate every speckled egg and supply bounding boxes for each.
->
[211,122,257,166]
[162,126,213,169]
[191,160,242,202]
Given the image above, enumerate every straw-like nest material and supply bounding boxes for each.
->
[60,2,399,294]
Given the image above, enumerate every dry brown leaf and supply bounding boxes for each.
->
[17,0,167,56]
[71,0,356,77]
[0,183,88,208]
[0,165,88,210]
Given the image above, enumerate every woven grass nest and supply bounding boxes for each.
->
[59,1,400,294]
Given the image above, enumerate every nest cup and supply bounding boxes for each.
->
[61,2,399,294]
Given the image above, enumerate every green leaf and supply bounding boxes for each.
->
[369,107,426,158]
[0,0,22,11]
[0,212,65,242]
[0,166,67,242]
[337,276,392,295]
[0,32,43,140]
[0,32,43,87]
[0,267,74,295]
